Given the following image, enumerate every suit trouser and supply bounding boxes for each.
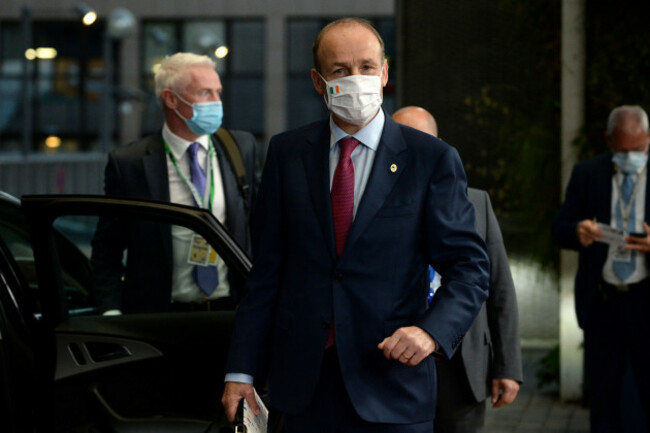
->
[284,347,434,433]
[584,283,650,433]
[434,354,486,433]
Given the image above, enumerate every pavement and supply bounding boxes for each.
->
[484,348,590,433]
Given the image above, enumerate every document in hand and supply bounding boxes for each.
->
[594,223,626,246]
[234,388,269,433]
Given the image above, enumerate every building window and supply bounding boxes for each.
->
[0,19,114,153]
[286,17,396,130]
[141,19,265,139]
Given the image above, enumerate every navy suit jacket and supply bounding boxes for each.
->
[226,114,489,423]
[553,152,650,329]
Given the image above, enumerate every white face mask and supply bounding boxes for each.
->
[318,72,383,126]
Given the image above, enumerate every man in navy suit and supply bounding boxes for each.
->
[221,18,489,432]
[554,105,650,432]
[393,106,522,433]
[91,52,257,314]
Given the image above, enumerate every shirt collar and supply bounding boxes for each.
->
[329,109,385,151]
[162,123,210,160]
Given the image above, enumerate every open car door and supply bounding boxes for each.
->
[8,195,256,432]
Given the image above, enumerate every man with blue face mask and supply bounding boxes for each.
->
[222,18,489,432]
[91,52,258,314]
[554,105,650,432]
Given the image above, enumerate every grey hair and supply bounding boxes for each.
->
[606,105,649,135]
[154,52,216,105]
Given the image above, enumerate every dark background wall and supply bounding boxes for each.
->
[397,0,561,263]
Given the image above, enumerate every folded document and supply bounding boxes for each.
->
[234,388,268,433]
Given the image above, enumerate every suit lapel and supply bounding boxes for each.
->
[302,121,338,260]
[343,117,409,256]
[143,135,171,202]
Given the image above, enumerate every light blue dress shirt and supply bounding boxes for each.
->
[329,109,384,217]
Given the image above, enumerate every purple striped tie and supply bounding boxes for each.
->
[188,142,219,296]
[326,137,359,348]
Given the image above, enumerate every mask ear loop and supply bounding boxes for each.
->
[316,72,332,107]
[173,91,194,121]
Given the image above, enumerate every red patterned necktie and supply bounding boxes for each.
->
[331,137,360,256]
[326,136,359,348]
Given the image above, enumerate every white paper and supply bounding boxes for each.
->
[594,223,626,246]
[242,388,269,433]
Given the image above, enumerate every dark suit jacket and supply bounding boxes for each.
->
[91,130,258,313]
[553,152,650,329]
[453,188,523,403]
[226,115,489,424]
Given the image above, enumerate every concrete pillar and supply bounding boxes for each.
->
[559,0,585,402]
[264,11,286,148]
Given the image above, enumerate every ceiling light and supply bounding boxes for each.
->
[215,45,229,59]
[45,135,62,149]
[75,2,97,26]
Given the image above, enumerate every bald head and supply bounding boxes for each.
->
[392,106,438,137]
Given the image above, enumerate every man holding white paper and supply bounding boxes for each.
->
[553,105,650,432]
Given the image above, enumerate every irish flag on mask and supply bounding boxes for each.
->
[329,85,341,94]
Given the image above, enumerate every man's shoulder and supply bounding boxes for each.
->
[215,128,257,156]
[574,152,612,171]
[111,134,163,160]
[269,119,330,150]
[274,119,329,139]
[392,122,452,157]
[223,128,256,144]
[467,188,488,206]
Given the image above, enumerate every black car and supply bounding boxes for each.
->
[0,193,268,432]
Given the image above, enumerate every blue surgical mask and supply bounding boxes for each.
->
[174,92,223,136]
[612,151,648,174]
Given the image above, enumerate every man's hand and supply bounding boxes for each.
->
[623,221,650,253]
[221,382,260,423]
[491,378,520,408]
[576,219,603,246]
[377,326,436,366]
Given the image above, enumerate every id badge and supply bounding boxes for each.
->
[188,234,218,266]
[613,246,632,262]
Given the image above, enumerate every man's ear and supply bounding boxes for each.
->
[311,68,326,97]
[161,88,178,110]
[604,131,613,150]
[381,58,389,87]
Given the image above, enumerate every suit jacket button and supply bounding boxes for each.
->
[321,322,329,329]
[334,272,343,282]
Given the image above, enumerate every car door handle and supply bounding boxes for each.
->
[56,334,162,380]
[84,341,131,363]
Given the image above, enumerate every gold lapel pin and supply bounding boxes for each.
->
[390,163,397,173]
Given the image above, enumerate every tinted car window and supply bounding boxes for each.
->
[54,213,243,316]
[0,206,95,316]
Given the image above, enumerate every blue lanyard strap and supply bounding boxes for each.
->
[163,137,216,209]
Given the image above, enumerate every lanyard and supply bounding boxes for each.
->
[163,137,216,210]
[615,164,647,233]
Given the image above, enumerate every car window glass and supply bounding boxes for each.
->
[51,213,244,317]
